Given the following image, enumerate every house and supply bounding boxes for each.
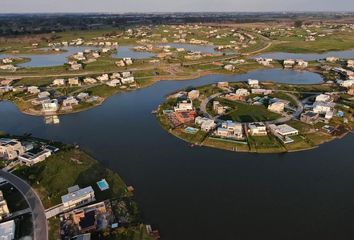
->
[53,79,66,86]
[70,63,83,71]
[213,101,225,115]
[248,122,267,136]
[96,74,109,82]
[187,90,200,100]
[268,102,285,113]
[19,149,51,166]
[200,119,216,132]
[83,77,97,84]
[0,191,9,220]
[121,77,135,85]
[235,88,250,97]
[217,82,229,88]
[325,56,339,63]
[123,58,133,65]
[296,59,308,68]
[27,86,40,94]
[61,186,95,211]
[0,220,15,240]
[251,89,272,95]
[62,96,79,107]
[313,102,335,114]
[174,100,193,112]
[77,92,90,101]
[315,94,331,102]
[255,57,273,66]
[341,80,354,88]
[42,99,59,112]
[115,60,126,67]
[216,121,244,139]
[347,59,354,68]
[283,59,295,68]
[248,79,259,88]
[38,91,50,99]
[269,124,298,137]
[224,64,235,71]
[0,138,25,161]
[300,111,319,124]
[106,79,121,87]
[68,77,80,86]
[121,72,131,78]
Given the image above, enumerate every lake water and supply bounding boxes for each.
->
[1,70,353,240]
[161,43,217,54]
[0,46,98,68]
[254,49,354,61]
[113,45,156,59]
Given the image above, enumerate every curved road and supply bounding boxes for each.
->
[0,170,48,240]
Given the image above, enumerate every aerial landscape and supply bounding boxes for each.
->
[0,0,354,239]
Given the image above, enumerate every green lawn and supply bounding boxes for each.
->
[216,99,281,122]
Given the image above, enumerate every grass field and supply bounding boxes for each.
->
[215,98,281,122]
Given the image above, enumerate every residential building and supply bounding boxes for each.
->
[42,99,59,112]
[313,102,335,114]
[62,96,79,107]
[300,111,319,124]
[38,91,50,99]
[248,122,267,136]
[121,77,135,85]
[283,59,295,68]
[269,124,299,137]
[68,78,80,86]
[248,79,259,88]
[268,102,285,113]
[325,56,339,63]
[187,90,200,100]
[52,79,66,86]
[251,89,272,95]
[0,191,10,220]
[217,82,229,88]
[0,138,25,161]
[27,86,40,94]
[213,101,225,115]
[83,77,97,84]
[18,149,51,166]
[224,64,235,71]
[296,59,308,68]
[0,220,15,240]
[174,100,193,112]
[315,94,331,102]
[235,88,250,97]
[216,121,244,139]
[62,186,95,211]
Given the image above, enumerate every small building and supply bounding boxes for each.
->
[251,89,272,95]
[52,79,66,86]
[313,102,335,114]
[283,59,295,68]
[268,102,285,113]
[248,122,267,136]
[325,56,339,63]
[68,77,80,86]
[300,111,319,124]
[18,149,51,166]
[187,90,200,100]
[248,79,259,88]
[62,96,79,107]
[121,76,135,85]
[296,59,308,68]
[0,138,25,161]
[83,77,97,84]
[77,93,89,101]
[213,101,226,115]
[27,86,40,95]
[217,82,229,89]
[0,191,10,220]
[315,94,331,102]
[0,220,15,240]
[269,124,299,137]
[235,88,250,97]
[38,91,50,99]
[224,64,235,71]
[174,100,193,112]
[42,99,59,112]
[61,186,95,211]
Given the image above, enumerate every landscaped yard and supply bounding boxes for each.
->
[215,98,281,122]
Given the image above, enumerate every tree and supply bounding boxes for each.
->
[294,20,303,28]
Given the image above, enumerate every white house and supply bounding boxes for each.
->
[248,122,267,136]
[188,90,200,100]
[313,102,334,114]
[52,79,66,86]
[248,79,259,88]
[61,186,95,211]
[0,220,15,240]
[18,149,51,166]
[269,124,299,137]
[235,88,250,96]
[174,100,193,112]
[315,94,331,102]
[42,99,59,112]
[0,138,25,161]
[268,102,285,113]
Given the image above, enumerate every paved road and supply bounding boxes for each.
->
[0,170,48,240]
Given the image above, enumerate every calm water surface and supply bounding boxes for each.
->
[1,70,353,240]
[254,49,354,61]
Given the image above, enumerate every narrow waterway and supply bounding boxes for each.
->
[1,69,353,240]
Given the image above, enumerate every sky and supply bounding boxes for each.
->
[1,0,354,13]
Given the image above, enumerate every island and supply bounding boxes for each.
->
[156,80,353,153]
